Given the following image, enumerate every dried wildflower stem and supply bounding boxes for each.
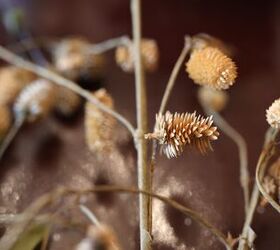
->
[202,105,249,214]
[130,0,151,249]
[0,185,231,250]
[79,204,101,226]
[0,116,25,160]
[0,45,136,137]
[88,36,130,54]
[238,127,278,250]
[256,132,280,213]
[148,37,193,233]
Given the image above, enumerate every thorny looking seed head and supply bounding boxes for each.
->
[13,78,56,122]
[266,98,280,129]
[186,46,237,90]
[115,38,159,73]
[145,111,219,158]
[197,86,229,112]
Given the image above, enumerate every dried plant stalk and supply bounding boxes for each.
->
[13,78,56,122]
[146,111,219,158]
[55,86,82,116]
[53,37,105,79]
[186,46,237,90]
[0,66,36,105]
[115,38,159,73]
[85,88,116,154]
[0,105,12,138]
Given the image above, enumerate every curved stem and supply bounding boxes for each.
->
[0,45,136,137]
[0,116,25,161]
[202,105,249,215]
[88,36,130,54]
[237,128,278,250]
[0,186,232,250]
[79,204,101,226]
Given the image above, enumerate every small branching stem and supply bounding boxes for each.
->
[202,105,250,215]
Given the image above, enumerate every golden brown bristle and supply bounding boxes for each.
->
[146,111,219,158]
[115,38,159,73]
[55,86,81,116]
[85,88,116,154]
[0,66,36,105]
[266,98,280,129]
[186,47,237,90]
[13,79,56,122]
[53,37,105,79]
[0,105,11,138]
[197,86,229,112]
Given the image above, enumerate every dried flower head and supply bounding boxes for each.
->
[197,86,229,112]
[85,88,116,154]
[76,225,121,250]
[55,86,81,116]
[0,105,11,138]
[145,111,219,158]
[53,37,105,79]
[0,66,36,105]
[266,98,280,129]
[192,33,233,56]
[13,79,56,122]
[115,38,159,72]
[186,47,237,90]
[260,157,280,207]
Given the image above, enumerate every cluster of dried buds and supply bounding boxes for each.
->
[266,98,280,129]
[145,111,219,158]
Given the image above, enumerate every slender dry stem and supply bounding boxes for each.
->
[79,204,101,226]
[88,36,130,54]
[0,45,136,137]
[237,127,278,250]
[0,185,232,250]
[130,0,150,249]
[148,37,193,234]
[202,105,249,214]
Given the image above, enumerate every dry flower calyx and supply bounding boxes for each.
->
[145,111,219,158]
[266,98,280,129]
[186,46,237,90]
[115,38,159,73]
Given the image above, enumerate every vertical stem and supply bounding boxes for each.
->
[130,0,151,249]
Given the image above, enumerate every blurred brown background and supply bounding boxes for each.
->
[1,0,280,249]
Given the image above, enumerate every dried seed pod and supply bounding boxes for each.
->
[55,86,81,116]
[266,98,280,129]
[85,88,115,154]
[186,47,237,90]
[115,38,159,72]
[0,66,36,105]
[197,86,229,112]
[145,111,219,158]
[13,78,56,122]
[0,105,12,138]
[53,37,105,79]
[76,225,121,250]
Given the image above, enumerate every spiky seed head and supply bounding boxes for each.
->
[13,79,56,122]
[186,47,237,90]
[53,37,105,79]
[197,86,229,112]
[85,88,116,155]
[55,86,81,116]
[0,66,36,105]
[115,38,159,73]
[0,105,11,138]
[145,111,219,158]
[266,98,280,129]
